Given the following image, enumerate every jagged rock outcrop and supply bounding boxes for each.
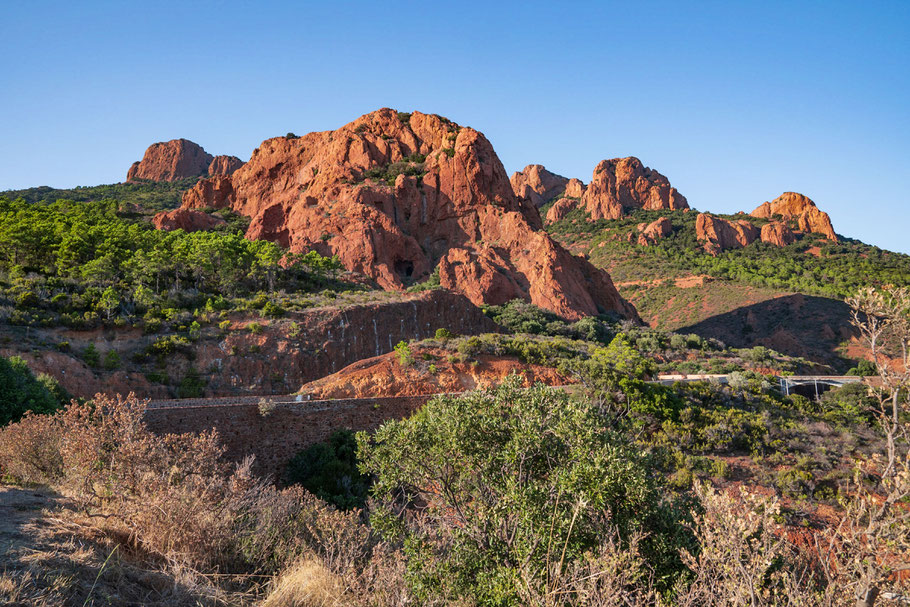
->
[637,216,673,246]
[564,178,585,199]
[177,109,639,321]
[545,197,581,224]
[208,155,245,176]
[580,157,688,220]
[152,208,226,232]
[128,140,245,182]
[760,221,796,247]
[696,213,760,255]
[127,139,213,182]
[750,192,836,241]
[510,164,569,208]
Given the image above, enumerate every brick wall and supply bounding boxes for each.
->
[143,395,432,479]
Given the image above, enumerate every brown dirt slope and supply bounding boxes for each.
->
[299,345,570,399]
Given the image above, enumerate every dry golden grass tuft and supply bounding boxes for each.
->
[262,558,343,607]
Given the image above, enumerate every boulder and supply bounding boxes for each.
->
[152,208,226,232]
[580,157,688,220]
[637,216,673,246]
[177,109,639,321]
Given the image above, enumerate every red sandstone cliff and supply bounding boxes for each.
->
[580,157,688,220]
[750,192,837,241]
[128,140,245,182]
[208,155,245,176]
[696,213,760,255]
[545,198,581,224]
[175,109,639,321]
[760,221,797,247]
[127,139,213,182]
[510,164,569,208]
[637,216,673,246]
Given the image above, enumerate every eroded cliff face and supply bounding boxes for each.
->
[152,208,226,232]
[510,164,570,208]
[127,140,245,182]
[751,192,837,241]
[127,139,213,182]
[580,157,689,220]
[174,109,639,321]
[696,213,760,255]
[0,290,500,399]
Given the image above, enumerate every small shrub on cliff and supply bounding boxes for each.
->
[394,340,414,367]
[82,343,100,367]
[102,349,120,370]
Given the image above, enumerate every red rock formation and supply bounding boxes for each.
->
[208,155,244,176]
[760,221,796,247]
[127,139,213,182]
[299,346,571,399]
[696,213,760,255]
[152,208,227,232]
[750,192,836,241]
[580,157,688,220]
[545,197,581,224]
[179,109,639,321]
[564,178,585,199]
[637,216,673,246]
[510,164,569,208]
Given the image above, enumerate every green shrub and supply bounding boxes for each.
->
[102,349,121,370]
[358,378,693,604]
[394,340,414,367]
[285,430,370,510]
[0,356,64,426]
[82,343,100,367]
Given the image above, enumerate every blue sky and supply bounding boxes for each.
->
[2,1,908,253]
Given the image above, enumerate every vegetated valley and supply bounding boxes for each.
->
[1,109,908,606]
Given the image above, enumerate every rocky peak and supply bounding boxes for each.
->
[580,157,688,220]
[510,164,570,208]
[127,139,245,182]
[564,178,586,198]
[750,192,836,241]
[170,108,639,321]
[208,155,245,176]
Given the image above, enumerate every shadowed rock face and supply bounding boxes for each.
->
[581,157,688,220]
[172,108,640,321]
[751,192,837,241]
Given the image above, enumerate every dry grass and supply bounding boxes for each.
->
[261,559,343,607]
